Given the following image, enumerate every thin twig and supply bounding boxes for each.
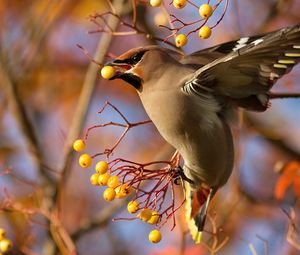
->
[54,0,130,206]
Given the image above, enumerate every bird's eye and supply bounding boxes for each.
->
[132,55,140,62]
[130,52,145,65]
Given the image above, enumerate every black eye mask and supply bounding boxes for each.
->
[114,51,146,66]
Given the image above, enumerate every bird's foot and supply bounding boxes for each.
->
[173,166,194,185]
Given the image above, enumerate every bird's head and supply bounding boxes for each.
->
[107,46,183,91]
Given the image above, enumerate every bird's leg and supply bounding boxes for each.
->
[173,165,194,185]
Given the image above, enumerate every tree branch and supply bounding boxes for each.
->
[54,0,131,205]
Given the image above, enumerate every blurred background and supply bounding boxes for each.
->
[0,0,300,254]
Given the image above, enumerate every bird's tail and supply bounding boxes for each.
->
[185,182,213,244]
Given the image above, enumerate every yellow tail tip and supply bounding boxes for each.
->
[194,231,202,244]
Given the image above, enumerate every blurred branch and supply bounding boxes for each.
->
[71,200,126,241]
[0,61,54,185]
[54,0,130,203]
[244,114,300,161]
[284,208,300,251]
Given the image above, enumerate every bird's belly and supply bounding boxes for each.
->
[140,91,234,187]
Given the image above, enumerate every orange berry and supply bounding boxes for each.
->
[173,0,187,9]
[103,187,116,201]
[147,211,160,224]
[175,34,188,47]
[127,200,139,214]
[101,66,116,79]
[199,26,212,39]
[90,173,100,186]
[148,229,162,243]
[199,4,213,18]
[79,154,92,168]
[107,176,120,189]
[139,208,153,222]
[98,173,110,186]
[73,139,85,152]
[95,161,109,174]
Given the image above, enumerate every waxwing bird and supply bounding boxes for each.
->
[107,23,300,243]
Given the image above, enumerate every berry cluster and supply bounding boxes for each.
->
[149,0,228,47]
[73,138,185,244]
[0,228,12,254]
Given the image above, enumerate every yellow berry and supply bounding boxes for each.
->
[98,173,110,186]
[173,0,187,9]
[127,200,139,214]
[0,229,5,241]
[115,186,125,199]
[121,183,132,196]
[0,239,12,253]
[115,183,132,198]
[139,208,153,222]
[148,229,162,243]
[147,211,160,224]
[78,154,92,168]
[73,139,85,152]
[199,26,212,39]
[95,161,109,174]
[103,187,116,201]
[90,173,100,186]
[101,66,116,79]
[107,176,120,189]
[150,0,162,7]
[154,12,168,26]
[199,4,213,18]
[175,34,188,47]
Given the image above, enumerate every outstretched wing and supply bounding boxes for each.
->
[183,24,300,111]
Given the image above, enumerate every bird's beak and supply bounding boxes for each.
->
[106,60,133,80]
[106,60,142,89]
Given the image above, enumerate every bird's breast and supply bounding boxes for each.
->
[139,89,234,188]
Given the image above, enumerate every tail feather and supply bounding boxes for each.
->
[185,182,208,244]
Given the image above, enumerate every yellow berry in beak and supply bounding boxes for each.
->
[101,66,116,79]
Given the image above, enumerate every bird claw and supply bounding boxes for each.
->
[173,166,195,185]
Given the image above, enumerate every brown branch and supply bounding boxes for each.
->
[54,0,130,204]
[71,143,174,241]
[270,92,300,99]
[85,101,152,157]
[244,114,300,161]
[0,61,54,185]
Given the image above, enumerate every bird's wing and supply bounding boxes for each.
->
[180,34,264,66]
[183,24,300,111]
